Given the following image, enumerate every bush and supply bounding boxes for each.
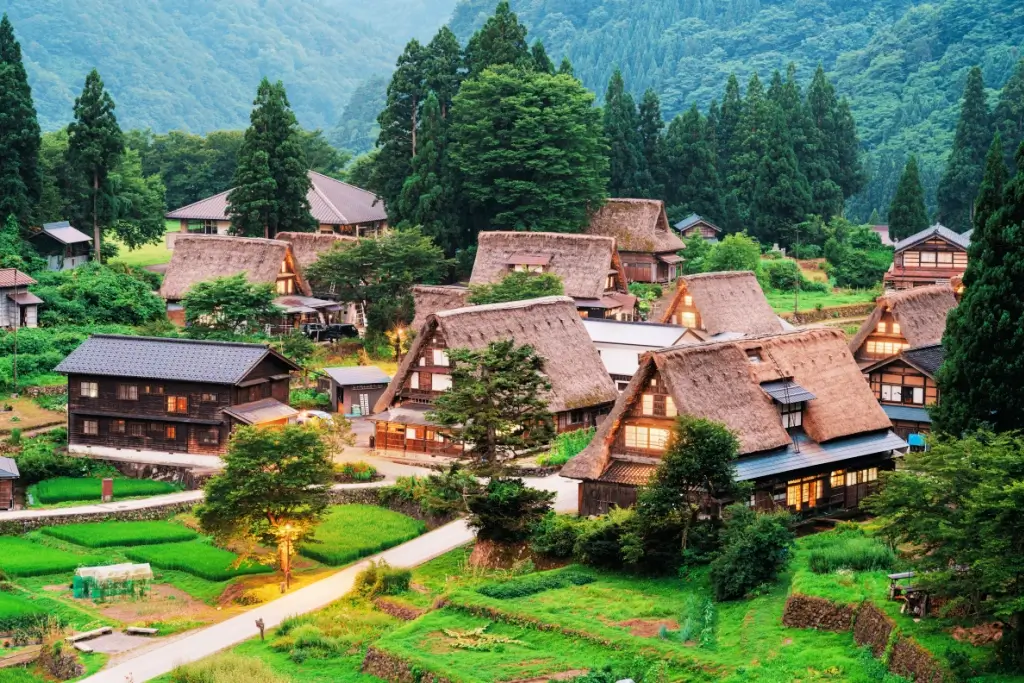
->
[333,461,378,482]
[573,507,637,570]
[299,504,426,566]
[7,428,20,446]
[289,388,331,411]
[536,428,596,467]
[807,534,895,574]
[380,464,481,518]
[169,653,290,683]
[477,568,594,599]
[709,505,794,601]
[32,263,166,327]
[531,513,581,558]
[123,540,273,581]
[663,594,717,648]
[791,243,823,259]
[352,560,411,598]
[33,393,68,412]
[32,477,180,505]
[763,259,803,291]
[467,478,554,543]
[41,521,198,548]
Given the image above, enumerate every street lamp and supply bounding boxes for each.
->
[280,523,295,591]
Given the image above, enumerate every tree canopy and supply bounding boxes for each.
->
[937,67,991,232]
[0,13,40,226]
[466,271,563,305]
[887,156,929,241]
[181,273,280,336]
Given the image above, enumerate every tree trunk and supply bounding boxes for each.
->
[92,172,101,262]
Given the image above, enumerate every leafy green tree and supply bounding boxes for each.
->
[227,78,314,238]
[933,141,1023,436]
[709,504,793,600]
[105,148,167,250]
[467,477,554,542]
[823,221,892,289]
[198,425,333,588]
[425,27,464,119]
[448,65,608,234]
[937,67,991,232]
[463,0,531,77]
[887,156,929,240]
[31,262,165,326]
[864,432,1024,667]
[181,273,280,335]
[681,232,712,275]
[305,228,447,336]
[429,339,555,467]
[467,271,563,305]
[299,129,351,180]
[530,40,554,74]
[705,232,762,273]
[64,69,124,262]
[994,58,1024,171]
[0,214,44,272]
[0,14,40,226]
[604,70,651,198]
[557,57,574,77]
[751,104,811,247]
[664,106,720,222]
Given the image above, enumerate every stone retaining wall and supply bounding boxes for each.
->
[101,459,216,490]
[361,647,454,683]
[853,602,896,658]
[0,501,196,535]
[779,301,876,325]
[782,594,856,632]
[22,385,67,397]
[889,636,948,683]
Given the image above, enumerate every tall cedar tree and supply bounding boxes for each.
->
[105,148,167,250]
[448,65,608,234]
[227,78,314,238]
[994,59,1024,170]
[558,57,574,77]
[933,138,1021,435]
[717,74,742,180]
[531,40,554,74]
[887,156,929,240]
[0,14,40,225]
[638,89,667,198]
[664,105,720,220]
[429,339,555,468]
[727,73,770,225]
[425,27,464,119]
[751,104,811,247]
[464,0,531,77]
[937,67,991,232]
[397,93,460,255]
[65,69,123,262]
[604,69,651,198]
[371,39,427,222]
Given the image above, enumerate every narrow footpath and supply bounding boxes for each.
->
[78,519,474,683]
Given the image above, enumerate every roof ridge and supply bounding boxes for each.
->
[308,176,348,224]
[481,231,616,244]
[656,327,835,354]
[437,295,575,317]
[175,234,287,246]
[90,334,272,350]
[166,188,231,215]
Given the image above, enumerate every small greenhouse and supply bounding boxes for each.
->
[73,563,153,601]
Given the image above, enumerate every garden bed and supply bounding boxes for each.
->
[0,592,49,632]
[123,540,273,581]
[299,504,427,566]
[0,537,105,577]
[40,520,198,548]
[30,477,181,506]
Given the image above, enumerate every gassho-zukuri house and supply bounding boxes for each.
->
[369,296,618,456]
[660,271,788,341]
[165,171,388,241]
[562,328,907,517]
[585,199,685,284]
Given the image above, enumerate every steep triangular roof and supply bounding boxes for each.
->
[586,199,685,253]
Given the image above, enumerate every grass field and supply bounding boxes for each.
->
[299,505,426,567]
[765,287,878,314]
[0,537,104,577]
[124,540,274,581]
[31,477,181,505]
[0,591,48,631]
[41,520,198,548]
[108,221,176,268]
[0,395,67,434]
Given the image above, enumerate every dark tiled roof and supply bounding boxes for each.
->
[38,221,92,244]
[734,431,906,482]
[0,457,19,479]
[760,380,816,405]
[222,398,298,425]
[674,213,721,233]
[0,269,36,287]
[882,405,932,423]
[902,344,945,376]
[893,224,970,252]
[322,366,391,386]
[599,461,659,485]
[54,335,297,384]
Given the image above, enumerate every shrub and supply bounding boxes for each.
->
[123,540,273,581]
[289,388,331,410]
[764,259,803,291]
[791,243,823,259]
[663,594,717,648]
[379,464,481,517]
[807,535,895,574]
[32,263,166,327]
[276,613,314,637]
[33,393,68,412]
[531,513,581,558]
[573,507,636,570]
[477,568,594,599]
[299,505,426,566]
[7,429,20,446]
[709,505,794,601]
[352,560,411,598]
[41,521,198,548]
[169,653,290,683]
[32,477,180,505]
[333,461,378,482]
[467,477,554,543]
[536,428,596,467]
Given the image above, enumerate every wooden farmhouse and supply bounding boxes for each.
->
[471,232,636,320]
[165,171,387,242]
[562,328,905,516]
[56,335,300,457]
[861,344,943,447]
[674,214,722,243]
[582,318,689,391]
[0,457,19,510]
[29,221,92,270]
[411,285,472,333]
[660,271,787,340]
[885,224,970,290]
[849,284,957,366]
[317,366,391,417]
[370,296,618,456]
[0,269,42,329]
[586,199,685,283]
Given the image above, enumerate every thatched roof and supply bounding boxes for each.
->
[563,327,892,480]
[660,271,783,336]
[586,199,685,254]
[471,232,628,300]
[849,284,956,355]
[375,296,617,415]
[160,235,310,301]
[275,231,356,272]
[411,285,471,332]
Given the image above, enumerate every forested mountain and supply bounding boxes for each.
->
[0,0,456,133]
[450,0,1024,220]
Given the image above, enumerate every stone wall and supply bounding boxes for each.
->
[101,459,216,490]
[782,594,856,632]
[22,385,67,398]
[889,637,948,683]
[0,501,196,535]
[779,302,877,325]
[853,602,895,658]
[361,647,454,683]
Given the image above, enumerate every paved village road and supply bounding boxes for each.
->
[78,519,475,683]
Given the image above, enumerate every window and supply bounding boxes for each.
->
[830,470,846,488]
[666,396,677,417]
[111,420,126,434]
[845,468,878,486]
[432,350,449,367]
[419,356,427,367]
[891,322,901,335]
[641,394,677,417]
[937,252,953,267]
[432,374,453,392]
[513,264,544,274]
[167,396,188,414]
[80,381,98,398]
[606,275,616,290]
[117,384,139,401]
[623,425,670,451]
[128,423,144,437]
[276,278,294,295]
[406,427,418,440]
[876,322,887,333]
[149,422,163,434]
[144,385,164,395]
[881,384,903,402]
[781,402,803,429]
[410,373,419,390]
[568,410,585,424]
[201,392,218,403]
[165,425,177,440]
[82,419,98,436]
[910,387,925,405]
[747,349,763,364]
[680,311,697,328]
[866,340,909,357]
[616,380,630,392]
[920,251,937,267]
[198,428,220,446]
[642,394,654,415]
[188,219,218,234]
[683,295,693,306]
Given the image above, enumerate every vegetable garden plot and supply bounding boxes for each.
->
[42,520,198,548]
[0,537,104,577]
[124,540,273,581]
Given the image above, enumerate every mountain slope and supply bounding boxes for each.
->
[3,0,456,133]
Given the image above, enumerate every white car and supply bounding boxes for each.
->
[296,410,333,425]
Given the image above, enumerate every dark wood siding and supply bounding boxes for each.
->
[580,481,638,516]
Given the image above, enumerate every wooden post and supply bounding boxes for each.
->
[101,478,113,503]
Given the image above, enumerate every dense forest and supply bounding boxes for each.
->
[450,0,1024,220]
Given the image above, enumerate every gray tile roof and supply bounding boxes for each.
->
[54,335,295,384]
[734,430,906,482]
[882,404,932,423]
[673,213,721,233]
[760,379,816,405]
[893,224,971,252]
[902,344,945,376]
[39,221,92,245]
[0,457,19,479]
[322,366,391,386]
[582,318,688,348]
[222,398,299,425]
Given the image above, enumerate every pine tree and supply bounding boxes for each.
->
[934,142,1024,435]
[887,156,930,240]
[227,78,314,238]
[464,1,531,77]
[834,97,866,199]
[751,104,811,247]
[603,69,650,197]
[424,27,463,119]
[558,57,574,77]
[530,40,554,74]
[803,65,846,218]
[65,69,124,262]
[726,73,769,222]
[717,74,742,178]
[937,67,991,232]
[994,58,1024,171]
[0,14,40,225]
[638,89,666,198]
[664,105,720,220]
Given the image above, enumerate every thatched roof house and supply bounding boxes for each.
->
[411,285,471,333]
[850,284,956,364]
[470,232,635,319]
[275,231,356,272]
[660,271,785,338]
[563,327,903,516]
[586,199,685,283]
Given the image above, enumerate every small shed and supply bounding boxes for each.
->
[74,563,153,600]
[29,221,93,270]
[318,366,391,417]
[0,457,19,510]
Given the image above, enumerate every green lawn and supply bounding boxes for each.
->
[30,477,181,505]
[299,505,427,567]
[108,220,176,268]
[41,520,198,548]
[123,540,274,581]
[765,287,878,315]
[0,537,105,577]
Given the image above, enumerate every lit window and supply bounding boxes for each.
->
[406,427,418,440]
[876,322,886,333]
[82,419,98,436]
[866,341,877,355]
[683,295,693,306]
[165,425,177,440]
[201,393,218,403]
[623,425,669,451]
[680,312,697,328]
[830,470,845,488]
[666,396,677,417]
[433,350,449,367]
[111,420,126,434]
[81,381,98,398]
[117,384,139,401]
[642,394,654,415]
[144,385,164,395]
[432,374,453,392]
[892,322,901,335]
[167,396,188,414]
